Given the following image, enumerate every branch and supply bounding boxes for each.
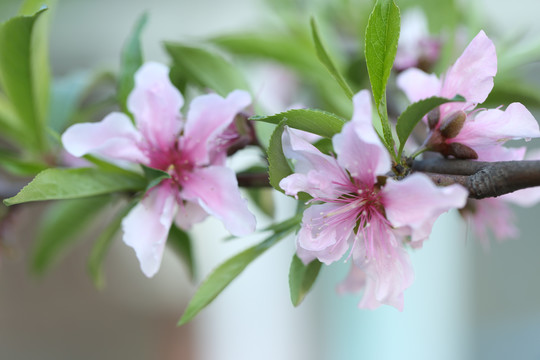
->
[413,159,540,199]
[237,172,270,188]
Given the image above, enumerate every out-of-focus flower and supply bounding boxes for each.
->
[461,149,540,246]
[279,90,468,310]
[62,62,256,277]
[397,31,540,160]
[394,9,440,72]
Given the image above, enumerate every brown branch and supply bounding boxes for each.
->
[413,159,540,199]
[237,172,270,188]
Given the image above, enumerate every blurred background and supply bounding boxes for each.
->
[1,0,540,359]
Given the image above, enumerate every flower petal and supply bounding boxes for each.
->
[128,62,184,152]
[441,30,497,105]
[451,103,540,148]
[61,112,148,164]
[175,200,209,230]
[181,90,251,166]
[181,165,255,236]
[474,146,526,162]
[122,181,178,277]
[396,67,441,103]
[295,203,354,265]
[280,126,349,199]
[334,91,391,185]
[383,173,468,242]
[352,242,414,311]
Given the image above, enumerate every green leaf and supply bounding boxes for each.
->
[251,108,345,139]
[118,12,148,115]
[310,18,354,100]
[289,255,322,306]
[178,226,296,325]
[141,165,171,191]
[0,149,47,176]
[365,0,400,106]
[396,95,465,158]
[4,168,146,206]
[32,196,111,274]
[267,121,292,193]
[88,201,135,289]
[164,42,250,96]
[365,0,400,154]
[167,224,195,280]
[0,8,49,152]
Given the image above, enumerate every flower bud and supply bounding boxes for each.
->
[448,142,478,159]
[439,110,467,138]
[427,107,440,130]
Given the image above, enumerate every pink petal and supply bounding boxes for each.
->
[396,68,441,103]
[180,165,255,236]
[501,186,540,208]
[336,263,366,294]
[334,91,391,185]
[127,62,184,152]
[174,200,209,230]
[280,126,349,199]
[441,30,497,105]
[61,112,148,164]
[352,243,414,311]
[181,90,251,166]
[295,203,354,265]
[122,181,178,277]
[451,103,540,148]
[383,173,468,242]
[474,146,526,162]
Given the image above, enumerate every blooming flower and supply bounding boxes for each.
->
[62,62,256,277]
[397,31,540,160]
[279,90,468,310]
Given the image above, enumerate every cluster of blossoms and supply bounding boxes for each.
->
[59,30,540,311]
[280,31,540,309]
[62,62,256,277]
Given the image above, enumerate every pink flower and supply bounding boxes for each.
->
[280,90,468,310]
[62,62,256,277]
[394,9,440,71]
[461,149,540,246]
[397,31,540,160]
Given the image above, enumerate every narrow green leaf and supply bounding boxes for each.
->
[365,0,400,155]
[167,224,195,280]
[251,109,345,139]
[178,227,295,325]
[32,196,111,274]
[289,255,322,306]
[396,95,465,157]
[267,121,292,193]
[118,12,148,114]
[141,165,171,191]
[88,201,134,289]
[4,168,146,206]
[310,18,354,100]
[365,0,400,107]
[0,8,49,151]
[164,42,250,96]
[0,149,47,176]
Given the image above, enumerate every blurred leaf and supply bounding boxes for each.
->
[118,12,148,115]
[167,224,195,280]
[164,42,250,96]
[88,201,135,288]
[251,109,345,139]
[0,8,49,152]
[396,95,464,158]
[4,168,146,206]
[267,121,292,193]
[289,255,322,306]
[0,149,47,176]
[485,79,540,110]
[178,225,296,325]
[310,18,354,100]
[32,196,111,274]
[313,137,333,155]
[365,0,400,153]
